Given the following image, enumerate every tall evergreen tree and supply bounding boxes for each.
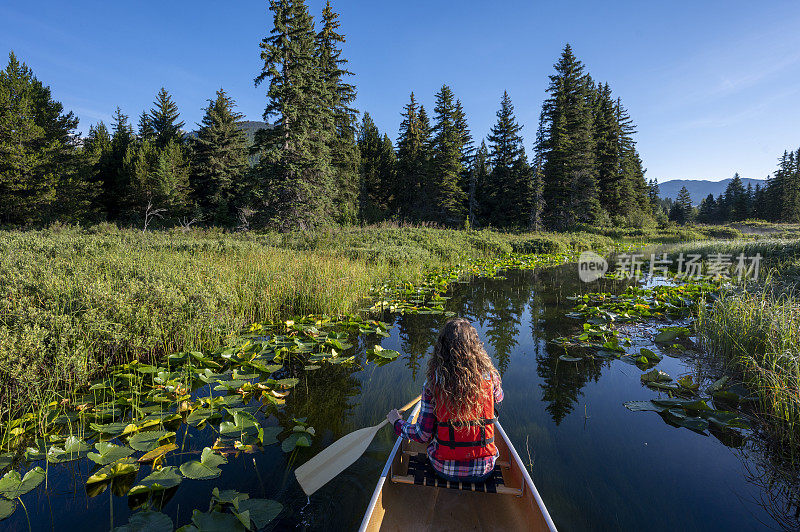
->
[540,44,601,228]
[0,52,79,225]
[317,0,359,223]
[486,91,529,227]
[357,112,395,221]
[723,173,748,221]
[472,141,490,224]
[395,92,430,219]
[254,0,334,229]
[431,84,467,223]
[148,88,184,149]
[669,186,693,225]
[191,89,249,225]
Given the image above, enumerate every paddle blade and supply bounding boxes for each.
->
[295,422,385,496]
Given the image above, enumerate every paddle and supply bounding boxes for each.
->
[294,394,422,496]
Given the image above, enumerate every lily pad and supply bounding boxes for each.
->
[138,443,178,463]
[129,466,182,495]
[190,510,245,532]
[179,447,227,480]
[558,355,583,362]
[641,369,672,384]
[113,510,173,532]
[0,498,15,520]
[47,436,91,463]
[129,431,174,452]
[86,458,139,485]
[238,498,283,529]
[220,411,262,443]
[0,466,45,499]
[88,442,135,466]
[281,433,312,453]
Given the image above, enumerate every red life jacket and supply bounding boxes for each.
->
[433,377,497,461]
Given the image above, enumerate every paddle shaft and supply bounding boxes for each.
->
[294,394,422,496]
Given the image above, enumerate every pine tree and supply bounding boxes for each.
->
[540,44,601,229]
[317,0,359,223]
[723,173,748,221]
[395,92,430,219]
[137,111,154,141]
[669,186,693,225]
[191,89,249,225]
[148,88,184,149]
[453,98,475,214]
[357,112,395,221]
[0,52,79,225]
[530,120,546,231]
[254,0,334,229]
[486,91,528,227]
[431,84,467,223]
[697,193,716,223]
[472,141,490,224]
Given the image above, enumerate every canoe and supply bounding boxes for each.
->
[359,403,557,531]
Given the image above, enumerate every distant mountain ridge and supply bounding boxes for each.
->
[658,178,765,205]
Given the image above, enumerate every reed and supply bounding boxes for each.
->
[0,225,612,412]
[697,287,800,456]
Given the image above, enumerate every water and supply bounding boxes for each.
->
[5,264,796,531]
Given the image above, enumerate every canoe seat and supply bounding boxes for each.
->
[391,453,522,496]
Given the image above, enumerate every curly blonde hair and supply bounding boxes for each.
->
[426,318,498,423]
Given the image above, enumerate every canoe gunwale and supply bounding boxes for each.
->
[359,407,558,532]
[358,402,422,532]
[494,419,558,532]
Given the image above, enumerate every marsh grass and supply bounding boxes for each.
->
[697,287,800,457]
[0,225,613,413]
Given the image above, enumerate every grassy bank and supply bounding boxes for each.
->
[697,289,800,456]
[665,233,800,454]
[0,224,612,410]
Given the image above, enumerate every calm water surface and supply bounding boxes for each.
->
[6,265,794,531]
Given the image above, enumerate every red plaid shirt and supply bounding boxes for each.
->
[393,373,503,480]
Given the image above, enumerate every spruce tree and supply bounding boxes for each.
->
[472,141,490,224]
[191,89,249,225]
[148,88,184,149]
[395,92,430,219]
[540,44,601,229]
[357,112,395,221]
[486,91,528,227]
[317,0,359,223]
[0,52,79,225]
[723,173,748,221]
[254,0,334,229]
[669,186,693,225]
[431,84,467,223]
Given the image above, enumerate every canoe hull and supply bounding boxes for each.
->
[359,406,556,531]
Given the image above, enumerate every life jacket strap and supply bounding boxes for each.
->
[436,416,497,429]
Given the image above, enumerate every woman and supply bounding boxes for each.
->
[387,318,503,483]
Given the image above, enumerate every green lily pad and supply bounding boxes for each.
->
[0,466,45,499]
[558,354,583,362]
[129,466,182,495]
[90,421,129,437]
[281,433,312,453]
[86,458,139,485]
[187,408,219,427]
[179,448,227,480]
[129,431,174,452]
[113,510,173,532]
[238,499,283,528]
[190,510,245,532]
[138,443,178,463]
[654,326,689,343]
[0,453,15,471]
[47,436,91,463]
[88,442,135,465]
[0,499,15,520]
[641,369,672,384]
[639,348,662,362]
[219,411,261,442]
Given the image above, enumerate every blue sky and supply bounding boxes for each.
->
[2,1,799,182]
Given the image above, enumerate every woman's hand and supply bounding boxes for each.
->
[387,409,402,425]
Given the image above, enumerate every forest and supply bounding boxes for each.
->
[2,0,794,232]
